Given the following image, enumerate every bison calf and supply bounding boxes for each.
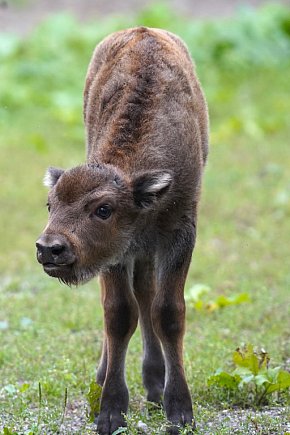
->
[36,27,208,434]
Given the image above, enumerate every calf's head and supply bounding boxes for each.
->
[36,163,172,285]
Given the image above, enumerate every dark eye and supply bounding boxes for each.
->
[46,202,51,212]
[94,204,112,220]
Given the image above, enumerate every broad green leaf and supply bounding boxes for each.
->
[208,371,240,390]
[266,370,290,393]
[238,374,255,388]
[254,374,271,386]
[87,381,102,423]
[234,367,253,377]
[266,366,281,383]
[233,344,259,375]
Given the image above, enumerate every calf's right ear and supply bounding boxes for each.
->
[43,167,64,188]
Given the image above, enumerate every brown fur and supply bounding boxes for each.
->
[36,27,208,434]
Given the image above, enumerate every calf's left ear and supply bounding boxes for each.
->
[43,167,65,188]
[132,170,173,208]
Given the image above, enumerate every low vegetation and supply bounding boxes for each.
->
[0,3,289,434]
[208,344,290,406]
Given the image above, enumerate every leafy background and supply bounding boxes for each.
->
[0,1,289,434]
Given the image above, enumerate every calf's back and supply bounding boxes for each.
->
[84,26,208,198]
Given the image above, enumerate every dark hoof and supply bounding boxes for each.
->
[147,387,164,405]
[166,409,196,434]
[164,383,194,434]
[96,410,126,435]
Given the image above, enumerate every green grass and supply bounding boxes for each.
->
[0,4,290,434]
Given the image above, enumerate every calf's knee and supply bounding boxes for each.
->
[105,299,138,339]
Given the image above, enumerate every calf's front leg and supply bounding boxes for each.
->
[96,264,138,435]
[152,223,196,434]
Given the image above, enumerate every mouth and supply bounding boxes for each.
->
[43,262,74,278]
[40,259,97,286]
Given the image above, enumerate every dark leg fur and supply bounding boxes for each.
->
[133,257,165,404]
[152,221,196,433]
[96,280,108,386]
[96,265,138,435]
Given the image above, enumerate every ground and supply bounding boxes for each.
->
[0,2,289,434]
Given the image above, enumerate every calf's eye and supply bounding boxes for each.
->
[46,202,51,212]
[94,204,112,220]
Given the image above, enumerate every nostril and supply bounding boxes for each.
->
[51,244,66,256]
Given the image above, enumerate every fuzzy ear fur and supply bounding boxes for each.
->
[133,170,172,208]
[43,167,65,188]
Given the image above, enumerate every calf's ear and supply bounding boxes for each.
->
[43,167,64,188]
[132,170,172,208]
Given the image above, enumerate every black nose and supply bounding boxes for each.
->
[36,235,75,266]
[36,241,65,257]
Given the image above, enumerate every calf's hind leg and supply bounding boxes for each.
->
[96,264,138,435]
[133,257,165,404]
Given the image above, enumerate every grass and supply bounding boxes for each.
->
[0,4,290,434]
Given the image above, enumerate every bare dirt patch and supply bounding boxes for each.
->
[52,400,290,434]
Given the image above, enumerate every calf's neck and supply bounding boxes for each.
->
[36,26,208,434]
